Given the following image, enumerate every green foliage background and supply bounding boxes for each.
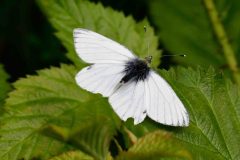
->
[0,0,240,159]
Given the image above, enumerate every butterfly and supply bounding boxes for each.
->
[73,28,189,126]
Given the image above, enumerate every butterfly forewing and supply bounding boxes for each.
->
[74,29,135,64]
[109,80,147,125]
[146,71,189,126]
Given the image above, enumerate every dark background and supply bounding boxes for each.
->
[0,0,171,82]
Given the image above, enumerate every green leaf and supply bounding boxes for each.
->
[148,0,240,70]
[49,151,94,160]
[0,64,120,160]
[42,117,116,160]
[134,67,240,159]
[0,64,11,106]
[37,0,161,69]
[116,130,191,160]
[68,117,116,160]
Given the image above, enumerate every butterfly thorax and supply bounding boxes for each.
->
[120,58,150,83]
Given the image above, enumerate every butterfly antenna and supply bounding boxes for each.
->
[161,54,187,57]
[144,26,150,56]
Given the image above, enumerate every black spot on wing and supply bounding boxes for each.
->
[87,65,93,70]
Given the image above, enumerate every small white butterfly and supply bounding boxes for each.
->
[73,28,189,126]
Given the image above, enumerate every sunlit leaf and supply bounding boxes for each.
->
[37,0,161,69]
[42,117,116,160]
[117,130,191,160]
[0,64,120,160]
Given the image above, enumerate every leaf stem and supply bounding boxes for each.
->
[113,138,123,152]
[123,126,137,144]
[203,0,240,84]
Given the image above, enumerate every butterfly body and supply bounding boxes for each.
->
[73,28,189,126]
[121,58,150,83]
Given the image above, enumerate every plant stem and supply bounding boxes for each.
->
[203,0,240,84]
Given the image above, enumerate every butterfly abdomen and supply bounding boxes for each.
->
[120,58,150,83]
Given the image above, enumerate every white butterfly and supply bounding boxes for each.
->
[73,28,189,126]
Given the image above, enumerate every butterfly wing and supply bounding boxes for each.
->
[145,71,189,126]
[75,63,125,97]
[73,28,135,64]
[109,80,147,125]
[74,28,136,97]
[109,71,189,126]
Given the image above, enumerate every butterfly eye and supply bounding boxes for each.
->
[145,56,152,64]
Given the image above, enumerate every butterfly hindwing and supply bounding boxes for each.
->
[75,64,125,97]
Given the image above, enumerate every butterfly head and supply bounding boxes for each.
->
[144,56,152,64]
